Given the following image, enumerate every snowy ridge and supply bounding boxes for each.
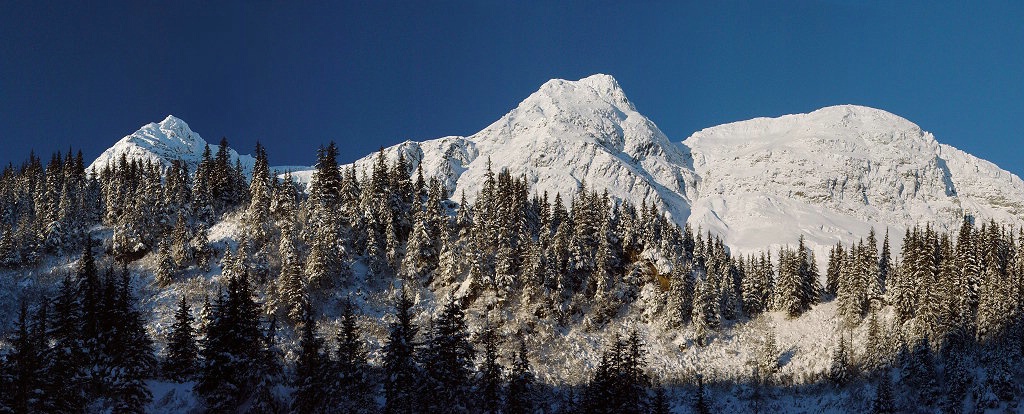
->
[92,78,1024,263]
[88,115,255,175]
[335,78,1024,263]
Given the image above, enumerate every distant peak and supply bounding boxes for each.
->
[89,115,254,175]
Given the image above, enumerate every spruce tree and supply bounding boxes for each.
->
[878,230,891,297]
[693,375,711,414]
[667,259,695,327]
[48,249,91,410]
[196,272,266,411]
[871,370,895,414]
[382,289,420,414]
[825,243,843,297]
[581,345,617,413]
[332,300,374,413]
[292,308,329,414]
[759,328,779,377]
[4,301,45,413]
[108,269,156,413]
[251,317,285,414]
[275,221,307,325]
[421,297,476,413]
[193,143,216,226]
[170,211,193,267]
[862,311,884,371]
[942,329,970,412]
[650,380,672,414]
[774,247,803,317]
[163,294,198,381]
[692,276,719,346]
[304,142,344,289]
[154,237,176,287]
[620,330,651,413]
[890,228,918,322]
[740,253,769,317]
[862,229,881,306]
[829,333,850,385]
[244,142,273,249]
[401,206,438,282]
[505,339,535,414]
[478,325,504,414]
[905,335,937,402]
[0,226,17,268]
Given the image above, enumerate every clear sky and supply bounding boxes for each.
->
[2,1,1023,175]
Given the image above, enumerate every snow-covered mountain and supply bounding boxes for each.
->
[337,75,1024,259]
[684,105,1024,256]
[343,74,699,223]
[92,76,1024,260]
[88,115,256,175]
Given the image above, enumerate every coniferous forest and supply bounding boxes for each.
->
[2,141,1024,413]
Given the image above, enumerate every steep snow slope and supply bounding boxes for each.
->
[88,115,256,175]
[341,74,699,223]
[683,105,1024,257]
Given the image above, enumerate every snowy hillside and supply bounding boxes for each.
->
[88,115,256,175]
[9,74,1024,413]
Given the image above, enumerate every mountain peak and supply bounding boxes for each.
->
[531,74,632,111]
[88,116,254,175]
[577,73,626,101]
[340,74,696,226]
[158,114,188,128]
[806,104,920,132]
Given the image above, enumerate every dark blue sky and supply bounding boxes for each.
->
[2,2,1023,174]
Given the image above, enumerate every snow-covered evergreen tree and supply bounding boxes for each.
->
[163,295,198,381]
[505,339,535,414]
[154,237,176,287]
[477,324,504,414]
[382,289,420,414]
[420,297,476,413]
[331,300,374,413]
[667,259,694,327]
[292,308,330,414]
[759,328,779,377]
[692,276,720,346]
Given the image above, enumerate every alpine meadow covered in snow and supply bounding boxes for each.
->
[3,74,1024,413]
